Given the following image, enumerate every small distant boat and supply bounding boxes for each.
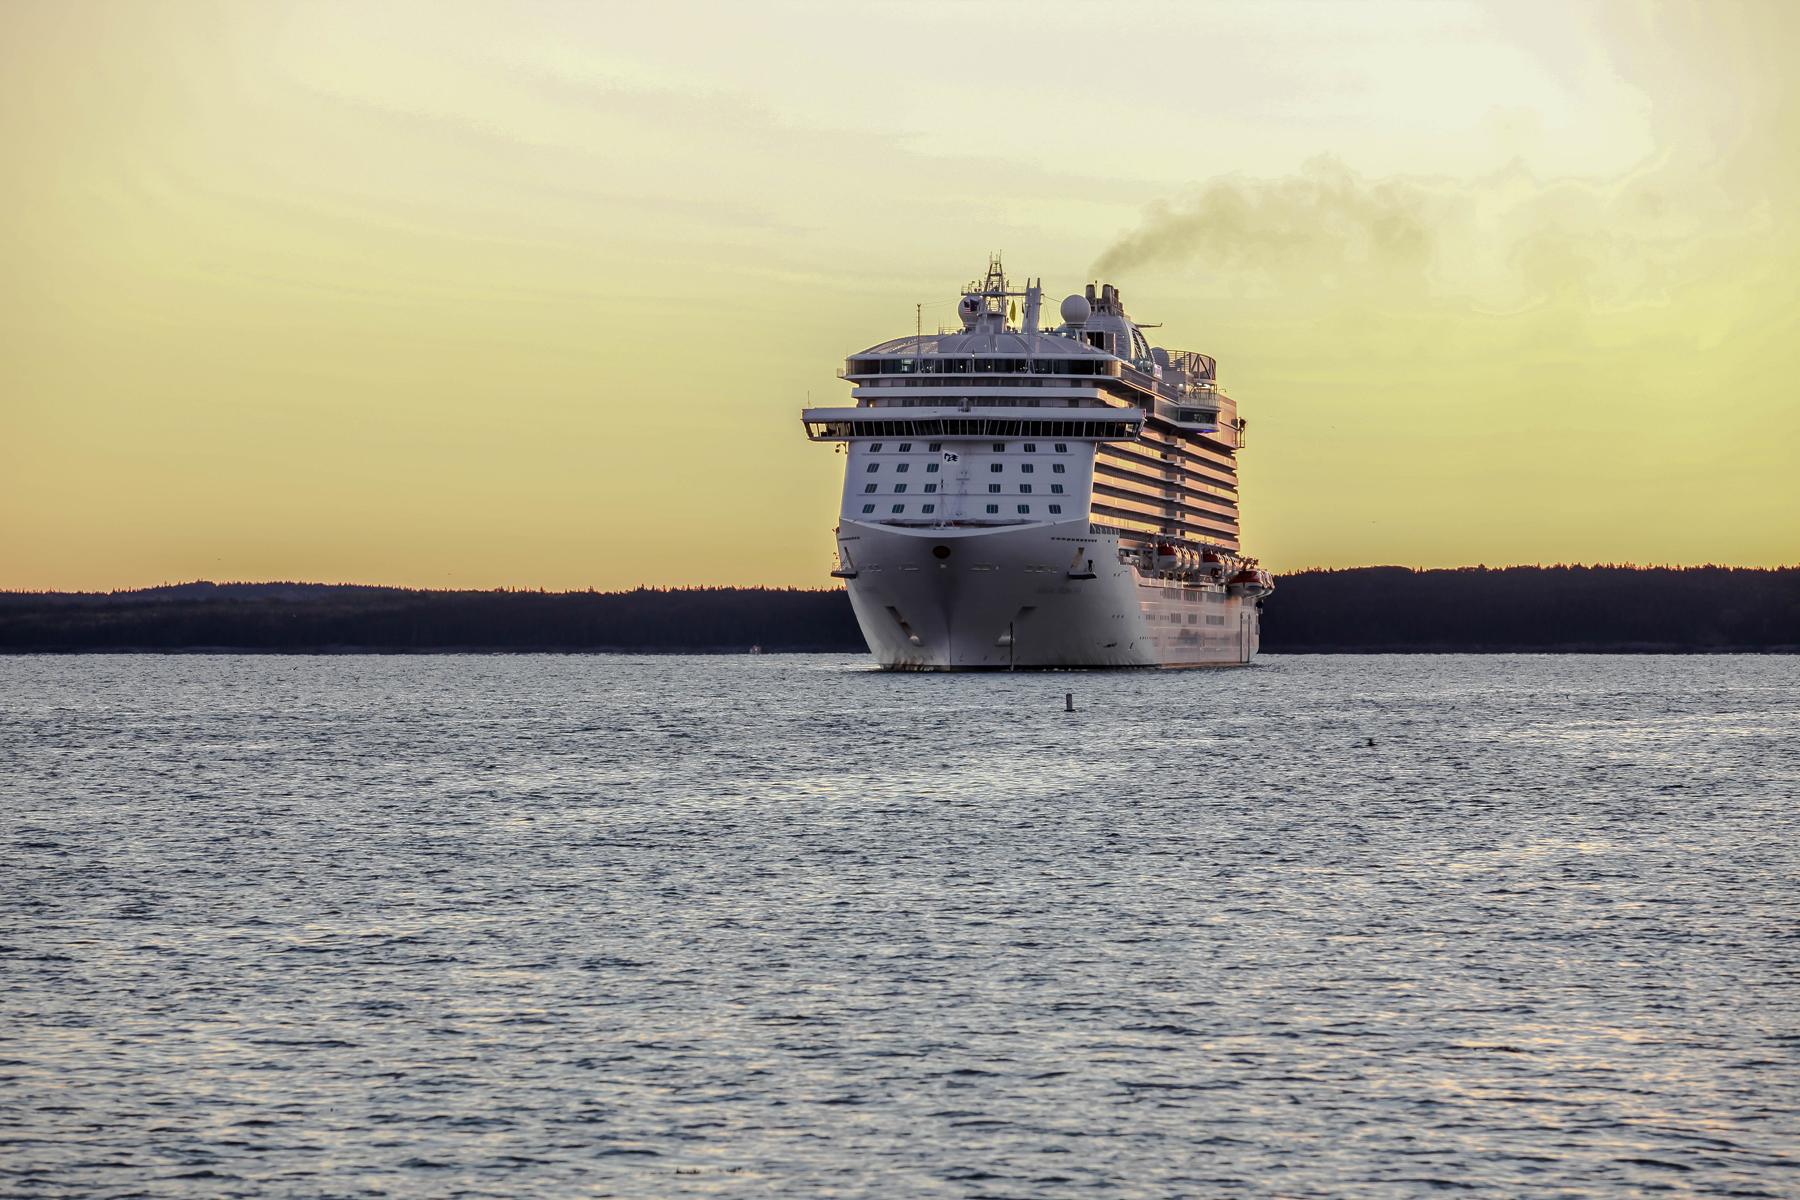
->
[748,645,763,655]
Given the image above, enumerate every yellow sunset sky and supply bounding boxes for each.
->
[2,1,1796,591]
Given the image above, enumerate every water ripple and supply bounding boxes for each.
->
[1,653,1796,1197]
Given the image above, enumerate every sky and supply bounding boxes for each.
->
[2,0,1796,591]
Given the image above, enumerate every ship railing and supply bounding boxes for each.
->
[804,415,1144,441]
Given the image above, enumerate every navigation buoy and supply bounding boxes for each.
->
[1065,692,1075,712]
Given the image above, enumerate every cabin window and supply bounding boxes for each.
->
[986,504,999,514]
[1048,504,1062,514]
[892,504,905,513]
[924,484,937,493]
[896,463,909,473]
[1053,463,1066,473]
[898,443,912,452]
[870,443,883,451]
[1019,484,1032,494]
[1017,505,1030,513]
[922,504,935,513]
[861,504,876,513]
[928,442,942,451]
[866,463,879,473]
[864,484,877,493]
[988,484,1001,493]
[989,463,1003,473]
[1054,443,1068,452]
[992,443,1005,452]
[926,463,939,473]
[1023,443,1036,452]
[1051,484,1064,494]
[1020,464,1034,473]
[894,484,906,493]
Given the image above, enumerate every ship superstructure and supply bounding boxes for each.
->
[802,256,1272,669]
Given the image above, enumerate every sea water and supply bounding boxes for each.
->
[3,654,1797,1198]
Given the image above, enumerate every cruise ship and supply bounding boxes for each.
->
[802,257,1272,669]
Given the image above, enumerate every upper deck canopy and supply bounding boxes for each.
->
[858,331,1112,359]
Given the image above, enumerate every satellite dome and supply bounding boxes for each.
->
[1060,294,1091,325]
[959,294,982,328]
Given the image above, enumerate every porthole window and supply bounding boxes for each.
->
[924,484,937,493]
[922,503,936,513]
[898,442,912,452]
[1048,504,1062,514]
[861,504,876,513]
[1050,484,1064,494]
[864,484,877,493]
[1020,463,1034,474]
[1054,443,1067,453]
[986,504,999,514]
[988,484,1001,493]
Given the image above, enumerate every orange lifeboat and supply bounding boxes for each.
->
[1153,543,1180,573]
[1198,551,1227,582]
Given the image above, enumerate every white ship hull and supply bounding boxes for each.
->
[839,520,1261,670]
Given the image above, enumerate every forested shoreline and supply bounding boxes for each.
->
[1,566,1795,653]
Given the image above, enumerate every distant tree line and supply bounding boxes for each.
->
[1261,565,1800,651]
[0,586,867,652]
[1,566,1795,653]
